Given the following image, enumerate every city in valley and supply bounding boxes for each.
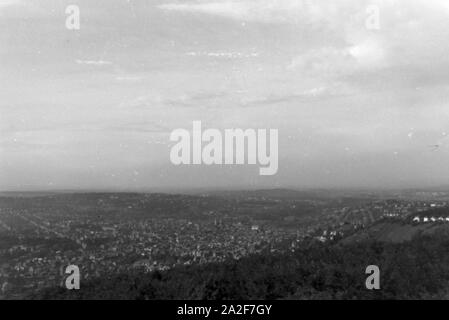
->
[1,189,449,299]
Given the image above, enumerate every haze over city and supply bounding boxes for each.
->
[2,0,449,191]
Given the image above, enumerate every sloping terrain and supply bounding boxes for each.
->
[342,220,449,244]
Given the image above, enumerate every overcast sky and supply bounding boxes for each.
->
[1,0,449,191]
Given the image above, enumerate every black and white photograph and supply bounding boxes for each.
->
[1,0,449,306]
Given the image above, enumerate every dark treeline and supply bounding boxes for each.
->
[32,234,449,300]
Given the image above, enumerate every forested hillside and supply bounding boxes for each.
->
[31,226,449,300]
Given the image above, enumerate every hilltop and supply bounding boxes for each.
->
[341,219,449,244]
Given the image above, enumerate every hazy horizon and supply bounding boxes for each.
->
[2,184,449,194]
[2,0,449,191]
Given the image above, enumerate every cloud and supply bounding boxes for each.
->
[174,0,449,24]
[4,0,449,190]
[348,39,385,68]
[115,76,143,82]
[287,37,386,77]
[157,0,323,24]
[186,51,259,58]
[0,0,19,8]
[0,0,20,13]
[120,92,231,110]
[240,86,345,107]
[75,59,113,66]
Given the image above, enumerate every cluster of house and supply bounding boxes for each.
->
[412,216,449,223]
[317,230,340,243]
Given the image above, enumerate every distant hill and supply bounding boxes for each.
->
[206,188,383,201]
